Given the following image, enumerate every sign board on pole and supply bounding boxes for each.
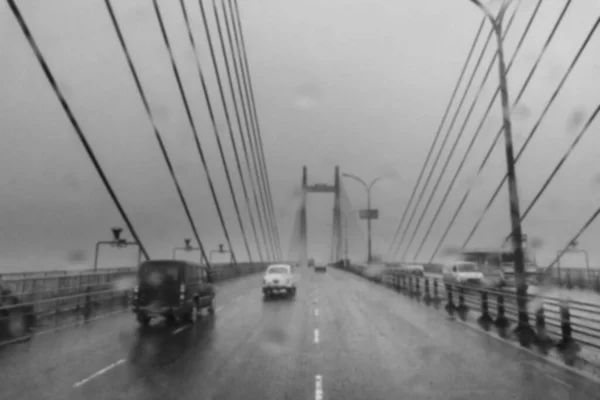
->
[359,209,379,220]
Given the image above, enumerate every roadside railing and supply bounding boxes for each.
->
[0,262,274,347]
[335,263,600,370]
[383,263,600,292]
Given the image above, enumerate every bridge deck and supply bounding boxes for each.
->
[1,268,598,400]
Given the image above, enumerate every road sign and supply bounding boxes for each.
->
[359,209,379,220]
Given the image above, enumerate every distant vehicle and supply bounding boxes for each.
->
[442,261,484,286]
[314,261,327,273]
[307,258,315,267]
[0,280,36,341]
[131,260,215,326]
[263,264,296,299]
[457,248,539,287]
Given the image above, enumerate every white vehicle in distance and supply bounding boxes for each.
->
[262,264,296,299]
[442,261,484,286]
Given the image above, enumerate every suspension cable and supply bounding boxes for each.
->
[180,0,258,263]
[220,0,274,261]
[150,0,243,264]
[462,14,600,248]
[391,21,497,261]
[385,16,487,261]
[394,3,521,261]
[231,0,283,259]
[429,0,574,261]
[103,0,212,265]
[227,0,280,260]
[542,204,600,275]
[210,0,274,261]
[8,0,150,260]
[412,0,543,260]
[501,103,600,245]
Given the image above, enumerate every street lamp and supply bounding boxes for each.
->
[343,210,359,266]
[172,238,205,264]
[342,173,385,264]
[210,243,233,263]
[93,227,142,271]
[468,0,533,345]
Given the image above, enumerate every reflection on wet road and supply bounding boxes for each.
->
[1,268,599,400]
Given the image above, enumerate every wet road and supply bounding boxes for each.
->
[1,268,599,400]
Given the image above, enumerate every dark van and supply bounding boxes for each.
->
[131,260,215,326]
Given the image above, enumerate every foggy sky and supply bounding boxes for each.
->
[1,0,600,272]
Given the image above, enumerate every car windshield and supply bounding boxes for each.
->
[457,264,477,272]
[267,266,289,275]
[139,262,180,285]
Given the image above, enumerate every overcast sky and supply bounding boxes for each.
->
[1,0,600,272]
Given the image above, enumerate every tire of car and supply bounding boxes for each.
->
[165,312,177,326]
[207,299,215,315]
[186,300,199,324]
[136,312,151,327]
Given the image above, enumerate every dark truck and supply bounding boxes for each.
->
[0,279,36,342]
[131,260,215,326]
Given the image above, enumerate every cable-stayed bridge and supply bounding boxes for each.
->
[2,1,600,399]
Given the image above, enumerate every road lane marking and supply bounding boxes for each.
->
[172,326,189,335]
[73,358,126,388]
[315,375,323,400]
[314,308,319,317]
[216,306,224,313]
[314,328,320,344]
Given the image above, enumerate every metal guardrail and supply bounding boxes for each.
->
[337,263,597,368]
[384,262,600,292]
[0,262,275,347]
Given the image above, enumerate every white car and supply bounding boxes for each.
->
[442,261,484,285]
[262,264,296,298]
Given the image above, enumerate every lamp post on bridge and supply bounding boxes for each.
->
[468,0,534,345]
[210,243,233,264]
[93,227,142,271]
[342,173,385,264]
[172,238,205,264]
[343,210,359,267]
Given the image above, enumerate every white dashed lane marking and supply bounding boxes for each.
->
[315,375,323,400]
[73,359,126,388]
[314,329,320,344]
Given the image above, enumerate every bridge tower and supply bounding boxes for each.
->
[299,166,343,264]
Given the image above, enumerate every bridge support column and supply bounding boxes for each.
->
[557,302,580,365]
[444,284,456,316]
[300,166,308,265]
[423,278,432,305]
[333,166,342,262]
[456,286,468,321]
[477,290,493,331]
[534,307,553,354]
[432,279,441,308]
[494,293,510,337]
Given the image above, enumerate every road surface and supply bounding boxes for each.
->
[1,267,599,399]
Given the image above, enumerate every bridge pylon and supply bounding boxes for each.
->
[299,166,342,265]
